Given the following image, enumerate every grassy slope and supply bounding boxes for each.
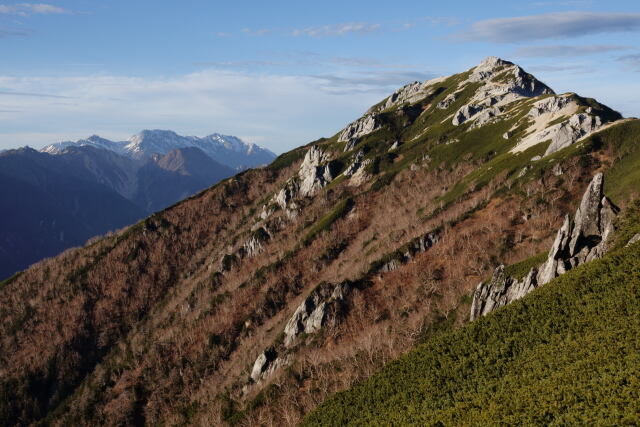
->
[304,239,640,425]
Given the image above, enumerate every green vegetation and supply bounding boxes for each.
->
[599,119,640,203]
[305,242,640,426]
[268,147,308,172]
[303,197,354,245]
[503,251,548,280]
[611,198,640,250]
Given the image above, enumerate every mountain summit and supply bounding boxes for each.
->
[2,57,639,426]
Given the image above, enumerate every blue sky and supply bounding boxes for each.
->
[0,0,639,153]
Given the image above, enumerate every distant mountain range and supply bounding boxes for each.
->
[42,129,276,170]
[0,130,276,279]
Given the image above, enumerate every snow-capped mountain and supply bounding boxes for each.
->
[41,135,128,156]
[41,130,276,170]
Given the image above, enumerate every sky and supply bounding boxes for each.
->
[0,0,639,153]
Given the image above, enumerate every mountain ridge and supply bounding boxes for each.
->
[1,57,639,425]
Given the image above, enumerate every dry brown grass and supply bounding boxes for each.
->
[0,145,602,426]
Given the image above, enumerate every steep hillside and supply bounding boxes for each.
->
[1,57,639,426]
[305,214,640,425]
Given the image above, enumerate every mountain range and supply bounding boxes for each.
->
[1,57,639,425]
[0,130,275,280]
[42,130,276,171]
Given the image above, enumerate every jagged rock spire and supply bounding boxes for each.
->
[470,173,618,321]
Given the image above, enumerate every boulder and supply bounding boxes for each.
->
[338,114,380,143]
[437,93,458,110]
[452,104,483,126]
[250,348,278,382]
[469,106,502,129]
[283,282,350,347]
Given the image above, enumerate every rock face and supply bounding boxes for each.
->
[249,348,291,383]
[437,93,458,109]
[528,96,572,118]
[381,81,424,110]
[250,348,278,382]
[452,104,483,126]
[451,57,553,128]
[470,266,538,321]
[537,173,618,283]
[298,146,337,197]
[470,173,618,321]
[239,227,271,258]
[283,282,350,347]
[373,231,440,273]
[274,180,299,211]
[338,114,380,143]
[511,94,618,157]
[343,150,373,186]
[543,113,603,157]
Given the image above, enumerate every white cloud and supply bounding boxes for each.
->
[18,3,66,14]
[455,12,640,43]
[0,68,422,152]
[512,44,631,57]
[617,54,640,71]
[0,3,68,15]
[292,23,381,37]
[240,27,270,36]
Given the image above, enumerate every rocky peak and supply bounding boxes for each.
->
[469,56,513,82]
[470,173,618,321]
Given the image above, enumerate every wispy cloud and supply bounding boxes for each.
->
[18,3,67,14]
[0,89,70,98]
[0,3,68,15]
[311,70,433,95]
[528,1,593,7]
[0,27,31,37]
[526,63,593,74]
[512,44,632,57]
[240,27,270,36]
[617,54,640,71]
[292,22,381,37]
[0,67,431,151]
[455,12,640,43]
